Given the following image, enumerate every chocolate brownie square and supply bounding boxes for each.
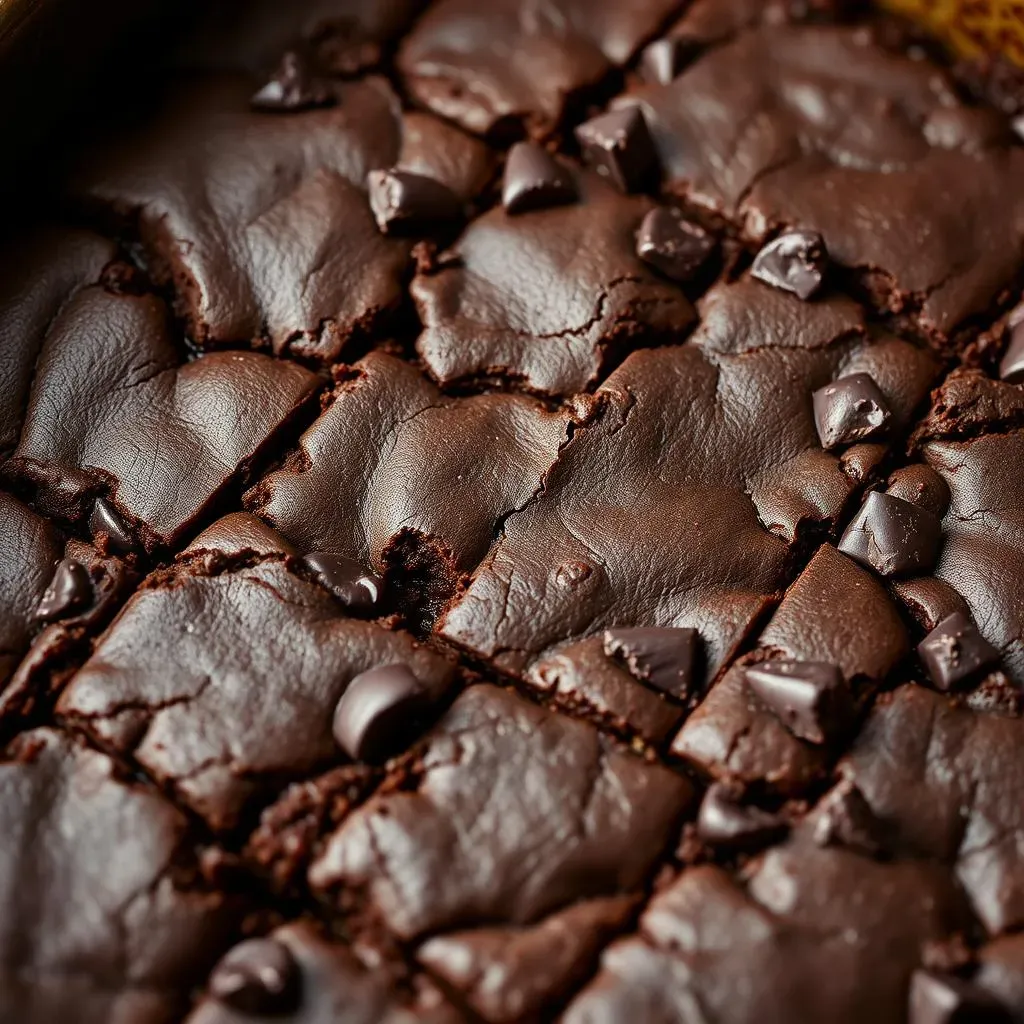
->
[0,728,241,1024]
[57,517,457,831]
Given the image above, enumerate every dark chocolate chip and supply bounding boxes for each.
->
[574,106,659,194]
[88,498,138,556]
[812,778,884,857]
[998,304,1024,384]
[502,142,578,215]
[744,659,852,744]
[812,373,892,450]
[333,663,428,762]
[34,558,93,622]
[635,208,715,283]
[303,552,384,616]
[209,937,300,1014]
[918,611,1000,692]
[750,230,828,301]
[696,782,789,851]
[251,50,335,112]
[602,626,698,700]
[908,969,1009,1024]
[639,37,693,85]
[367,169,463,237]
[838,491,943,578]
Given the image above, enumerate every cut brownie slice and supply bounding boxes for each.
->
[842,684,1024,934]
[2,278,318,552]
[74,75,492,363]
[186,920,464,1023]
[397,0,682,139]
[0,728,241,1024]
[621,23,1024,340]
[439,276,936,685]
[247,350,574,613]
[412,167,696,395]
[562,841,968,1023]
[309,685,694,940]
[0,227,117,460]
[673,542,909,794]
[57,517,457,832]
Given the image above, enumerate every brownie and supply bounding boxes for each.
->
[56,517,457,831]
[397,0,682,139]
[0,727,241,1024]
[621,22,1024,339]
[440,276,936,683]
[186,920,464,1023]
[2,277,318,551]
[4,4,1024,1020]
[411,166,696,395]
[562,840,968,1023]
[75,74,492,363]
[247,350,573,595]
[309,684,694,938]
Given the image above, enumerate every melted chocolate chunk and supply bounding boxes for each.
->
[575,107,659,194]
[502,142,578,214]
[998,306,1024,384]
[908,970,1009,1024]
[34,558,93,622]
[811,778,884,857]
[368,169,464,236]
[751,230,828,301]
[303,551,385,616]
[744,659,852,744]
[695,782,789,851]
[209,937,299,1014]
[602,626,698,700]
[813,373,892,450]
[838,491,943,578]
[332,663,431,763]
[918,611,1001,692]
[638,36,693,85]
[635,207,715,282]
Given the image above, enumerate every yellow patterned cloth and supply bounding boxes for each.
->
[880,0,1024,65]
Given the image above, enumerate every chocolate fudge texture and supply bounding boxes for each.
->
[4,0,1024,1020]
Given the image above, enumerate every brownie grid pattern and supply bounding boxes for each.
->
[3,0,1024,1021]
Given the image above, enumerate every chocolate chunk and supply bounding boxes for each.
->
[502,143,578,215]
[602,626,698,700]
[635,207,715,282]
[332,663,429,762]
[639,37,692,85]
[918,611,1000,692]
[812,778,884,857]
[838,491,943,578]
[751,230,827,301]
[813,373,892,450]
[696,782,789,851]
[209,937,299,1014]
[998,305,1024,384]
[88,498,137,556]
[575,107,658,194]
[744,660,852,745]
[368,169,463,236]
[250,50,334,111]
[909,970,1008,1024]
[303,552,384,616]
[34,558,93,622]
